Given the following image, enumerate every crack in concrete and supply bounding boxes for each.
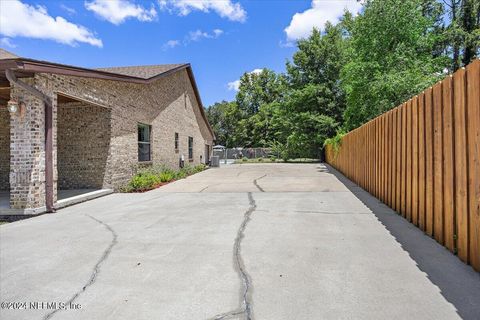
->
[253,175,266,192]
[199,185,210,193]
[43,214,118,320]
[208,192,256,320]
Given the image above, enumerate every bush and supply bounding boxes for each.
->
[159,171,175,183]
[127,173,161,191]
[194,164,206,172]
[324,130,346,157]
[124,163,207,192]
[175,170,188,180]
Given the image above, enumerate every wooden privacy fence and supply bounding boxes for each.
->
[325,59,480,272]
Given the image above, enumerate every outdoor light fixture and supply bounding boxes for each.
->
[6,99,25,117]
[7,99,18,114]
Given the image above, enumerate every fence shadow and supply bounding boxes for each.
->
[324,163,480,320]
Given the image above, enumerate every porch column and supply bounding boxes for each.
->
[9,80,55,211]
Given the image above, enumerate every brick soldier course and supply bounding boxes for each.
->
[0,49,215,214]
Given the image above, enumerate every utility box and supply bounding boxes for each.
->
[210,155,220,167]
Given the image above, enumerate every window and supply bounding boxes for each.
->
[138,123,151,162]
[188,136,193,160]
[175,132,179,150]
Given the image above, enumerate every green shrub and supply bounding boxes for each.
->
[159,171,175,182]
[194,164,206,172]
[128,173,160,191]
[123,163,207,192]
[324,130,346,157]
[175,169,188,179]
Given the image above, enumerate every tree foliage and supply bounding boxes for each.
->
[206,0,479,159]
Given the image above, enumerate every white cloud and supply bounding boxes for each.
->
[159,0,246,22]
[213,29,224,37]
[60,4,76,15]
[162,39,180,50]
[0,37,17,48]
[187,29,223,42]
[227,80,240,91]
[85,0,157,25]
[284,0,362,41]
[162,29,224,50]
[227,68,264,91]
[0,0,102,47]
[188,30,212,41]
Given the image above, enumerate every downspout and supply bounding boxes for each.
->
[5,69,55,213]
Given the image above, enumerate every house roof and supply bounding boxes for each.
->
[0,48,19,60]
[0,49,214,138]
[96,64,186,79]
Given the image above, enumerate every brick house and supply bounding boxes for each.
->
[0,49,215,214]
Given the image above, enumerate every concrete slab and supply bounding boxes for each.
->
[1,163,479,320]
[0,189,113,215]
[55,189,114,209]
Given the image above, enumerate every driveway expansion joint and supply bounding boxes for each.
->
[42,214,118,320]
[208,192,256,320]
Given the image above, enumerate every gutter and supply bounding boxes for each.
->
[5,69,55,213]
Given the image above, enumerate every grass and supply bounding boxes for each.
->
[122,164,206,192]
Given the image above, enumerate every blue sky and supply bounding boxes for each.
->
[0,0,362,107]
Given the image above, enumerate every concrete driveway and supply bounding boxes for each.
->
[1,163,479,320]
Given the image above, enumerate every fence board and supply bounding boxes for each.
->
[425,87,434,236]
[466,60,480,271]
[380,115,387,203]
[401,103,408,218]
[412,96,419,226]
[418,93,426,231]
[392,109,398,211]
[454,68,469,263]
[388,111,393,208]
[442,76,455,252]
[406,100,413,221]
[396,106,402,214]
[433,82,444,244]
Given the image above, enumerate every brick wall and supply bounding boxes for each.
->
[7,67,214,210]
[57,102,111,189]
[9,82,47,209]
[36,68,213,189]
[0,107,9,191]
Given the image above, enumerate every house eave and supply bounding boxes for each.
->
[0,58,215,139]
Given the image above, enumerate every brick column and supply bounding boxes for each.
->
[9,80,54,210]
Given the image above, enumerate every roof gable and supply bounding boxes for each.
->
[0,48,19,60]
[0,49,215,139]
[96,64,186,80]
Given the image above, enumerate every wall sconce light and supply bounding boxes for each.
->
[7,99,18,114]
[7,99,25,117]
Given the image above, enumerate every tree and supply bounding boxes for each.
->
[286,24,348,123]
[236,69,285,117]
[205,101,241,147]
[443,0,480,71]
[341,0,445,130]
[459,0,480,65]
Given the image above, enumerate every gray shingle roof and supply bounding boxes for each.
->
[96,64,187,79]
[0,48,19,60]
[0,48,186,79]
